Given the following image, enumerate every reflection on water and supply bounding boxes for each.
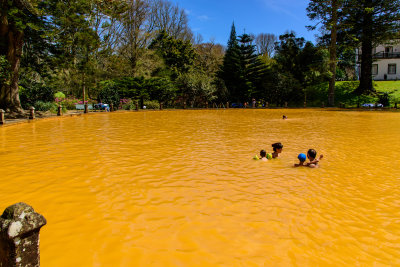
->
[1,109,400,266]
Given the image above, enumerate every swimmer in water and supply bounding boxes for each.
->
[259,149,268,161]
[294,153,307,167]
[271,142,283,158]
[306,149,323,168]
[254,150,272,161]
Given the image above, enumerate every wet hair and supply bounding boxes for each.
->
[260,150,266,157]
[307,149,317,159]
[272,142,283,152]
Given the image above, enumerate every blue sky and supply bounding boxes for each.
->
[170,0,319,45]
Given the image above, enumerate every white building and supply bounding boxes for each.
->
[356,41,400,80]
[372,41,400,80]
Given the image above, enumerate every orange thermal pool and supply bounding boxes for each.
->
[1,109,400,266]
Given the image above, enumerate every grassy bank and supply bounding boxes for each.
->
[322,81,400,107]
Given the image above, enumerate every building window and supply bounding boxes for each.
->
[388,64,396,74]
[372,64,378,75]
[385,46,393,53]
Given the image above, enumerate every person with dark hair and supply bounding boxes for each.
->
[271,142,283,158]
[253,149,272,161]
[306,149,323,168]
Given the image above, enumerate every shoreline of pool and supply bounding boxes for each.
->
[1,107,398,127]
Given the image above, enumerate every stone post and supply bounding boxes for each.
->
[284,102,288,108]
[0,109,5,125]
[110,103,114,112]
[135,101,139,111]
[0,202,46,267]
[84,103,88,114]
[159,102,163,110]
[29,107,35,120]
[57,105,62,116]
[226,102,229,109]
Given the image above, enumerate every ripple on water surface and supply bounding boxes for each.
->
[1,109,400,266]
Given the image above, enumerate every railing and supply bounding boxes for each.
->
[372,51,400,59]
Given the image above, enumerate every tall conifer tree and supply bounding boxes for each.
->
[220,22,241,102]
[341,0,400,95]
[237,33,266,100]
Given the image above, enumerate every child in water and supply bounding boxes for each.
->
[271,142,283,158]
[306,149,323,168]
[294,153,307,167]
[254,150,272,161]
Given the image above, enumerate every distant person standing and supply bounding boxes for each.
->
[252,98,256,108]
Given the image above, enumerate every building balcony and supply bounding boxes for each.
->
[373,51,400,59]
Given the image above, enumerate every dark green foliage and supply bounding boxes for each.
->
[33,101,57,112]
[98,80,120,108]
[219,23,241,102]
[176,71,216,105]
[0,56,10,87]
[237,34,267,100]
[145,77,176,103]
[149,30,196,79]
[272,32,329,105]
[19,83,55,109]
[378,92,391,107]
[220,24,267,103]
[340,0,400,95]
[98,76,177,107]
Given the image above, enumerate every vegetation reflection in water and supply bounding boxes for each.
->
[1,109,400,266]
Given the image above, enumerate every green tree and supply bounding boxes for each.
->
[273,32,329,105]
[45,0,100,98]
[0,0,41,111]
[219,23,241,102]
[341,0,400,95]
[176,70,217,106]
[237,33,267,101]
[145,77,176,104]
[307,0,344,106]
[149,30,196,79]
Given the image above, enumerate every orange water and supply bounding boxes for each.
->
[1,109,400,266]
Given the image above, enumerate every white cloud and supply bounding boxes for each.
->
[259,0,307,20]
[197,15,210,21]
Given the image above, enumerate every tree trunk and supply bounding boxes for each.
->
[356,0,374,95]
[0,2,23,112]
[328,0,338,107]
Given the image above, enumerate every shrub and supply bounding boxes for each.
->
[63,98,80,110]
[33,101,58,112]
[143,100,159,109]
[98,80,120,108]
[54,91,66,102]
[378,92,391,107]
[19,82,55,109]
[122,102,136,110]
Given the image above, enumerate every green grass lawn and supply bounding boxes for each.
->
[374,81,400,99]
